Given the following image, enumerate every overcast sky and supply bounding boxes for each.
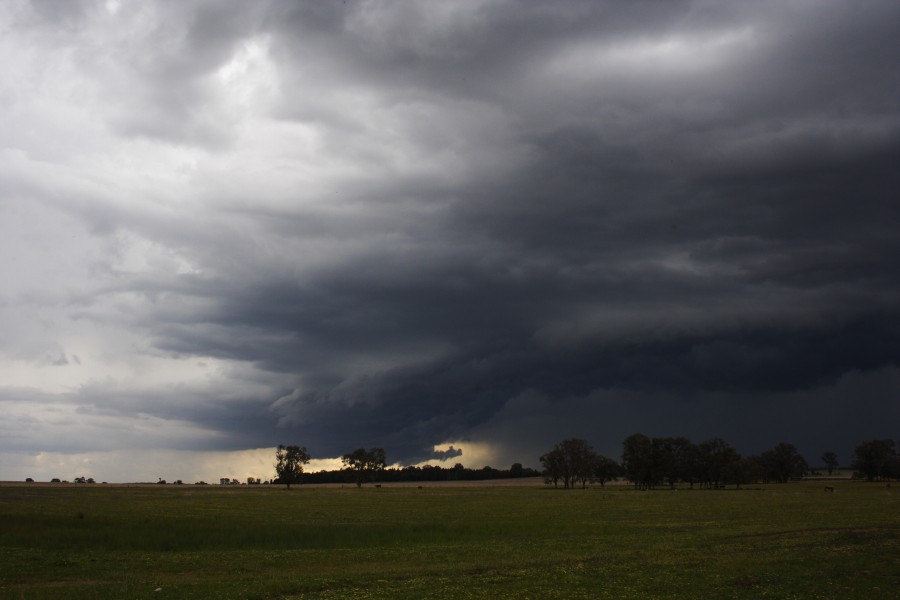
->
[1,0,898,483]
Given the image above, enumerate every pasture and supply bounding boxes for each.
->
[0,480,897,599]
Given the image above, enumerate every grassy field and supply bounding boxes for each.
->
[1,480,897,599]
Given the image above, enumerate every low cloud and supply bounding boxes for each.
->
[430,445,463,462]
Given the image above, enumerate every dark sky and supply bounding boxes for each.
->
[1,0,898,481]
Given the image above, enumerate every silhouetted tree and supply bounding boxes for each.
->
[654,437,696,489]
[759,443,808,483]
[540,447,565,488]
[622,433,658,490]
[342,447,387,487]
[565,438,597,489]
[449,462,465,480]
[275,444,311,489]
[541,438,596,489]
[622,433,654,489]
[592,454,621,487]
[852,439,896,481]
[821,451,839,476]
[679,441,702,489]
[697,438,740,488]
[724,456,763,489]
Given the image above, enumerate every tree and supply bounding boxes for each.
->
[541,438,596,489]
[622,433,654,489]
[759,443,808,483]
[564,438,597,489]
[821,451,839,476]
[620,435,704,489]
[592,454,621,487]
[679,441,702,489]
[275,444,311,489]
[852,439,896,481]
[697,437,741,488]
[724,456,763,489]
[540,447,564,488]
[342,447,387,487]
[654,437,695,489]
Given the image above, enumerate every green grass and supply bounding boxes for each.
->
[1,481,898,599]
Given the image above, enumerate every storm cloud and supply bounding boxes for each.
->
[1,0,898,480]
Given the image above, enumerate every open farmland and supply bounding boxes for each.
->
[1,480,898,599]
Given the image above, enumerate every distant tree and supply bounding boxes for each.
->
[652,437,677,489]
[622,435,702,489]
[654,437,696,489]
[541,438,596,489]
[890,454,900,480]
[592,454,621,487]
[679,441,702,489]
[25,477,34,483]
[759,443,808,483]
[564,438,597,489]
[540,447,564,488]
[852,439,896,481]
[50,478,60,483]
[821,451,839,476]
[275,444,311,489]
[342,447,387,488]
[724,456,763,489]
[509,463,525,478]
[697,438,741,488]
[622,433,654,489]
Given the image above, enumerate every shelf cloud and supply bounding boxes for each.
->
[1,0,898,481]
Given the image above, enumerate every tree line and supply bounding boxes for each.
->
[273,444,541,488]
[272,438,899,490]
[303,462,541,485]
[274,445,394,489]
[540,434,900,489]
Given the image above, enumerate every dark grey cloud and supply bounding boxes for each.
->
[2,0,898,476]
